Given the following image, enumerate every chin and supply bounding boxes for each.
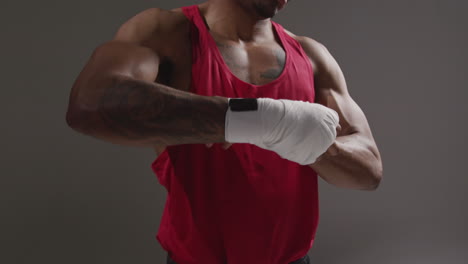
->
[253,4,279,19]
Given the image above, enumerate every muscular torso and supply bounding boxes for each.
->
[148,5,315,156]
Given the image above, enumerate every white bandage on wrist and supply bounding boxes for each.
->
[225,98,339,165]
[224,98,265,145]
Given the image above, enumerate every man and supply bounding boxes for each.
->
[66,0,383,264]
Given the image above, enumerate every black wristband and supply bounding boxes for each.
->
[228,98,258,112]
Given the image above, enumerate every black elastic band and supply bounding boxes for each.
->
[228,98,258,111]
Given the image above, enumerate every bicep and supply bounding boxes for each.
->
[305,39,374,141]
[311,41,380,160]
[87,40,161,82]
[320,88,372,139]
[76,8,163,85]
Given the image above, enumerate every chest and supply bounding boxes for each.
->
[160,37,288,91]
[213,38,286,86]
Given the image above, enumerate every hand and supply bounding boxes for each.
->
[206,110,340,158]
[225,98,340,165]
[313,124,343,163]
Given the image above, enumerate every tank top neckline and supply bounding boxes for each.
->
[189,5,292,88]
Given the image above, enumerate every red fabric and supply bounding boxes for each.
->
[151,5,319,264]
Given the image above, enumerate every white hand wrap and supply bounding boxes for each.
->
[225,98,339,165]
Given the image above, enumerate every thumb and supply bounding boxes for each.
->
[336,123,342,136]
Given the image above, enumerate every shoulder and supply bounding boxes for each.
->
[281,27,335,77]
[113,7,191,44]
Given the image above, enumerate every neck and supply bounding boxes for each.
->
[200,1,273,42]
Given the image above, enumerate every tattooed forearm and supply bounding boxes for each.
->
[76,76,229,148]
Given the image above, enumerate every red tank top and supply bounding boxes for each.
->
[151,5,319,264]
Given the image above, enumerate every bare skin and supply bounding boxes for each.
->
[66,0,383,190]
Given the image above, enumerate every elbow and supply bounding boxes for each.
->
[65,74,118,131]
[361,149,383,191]
[66,102,105,135]
[66,105,80,128]
[365,175,382,191]
[66,106,91,133]
[66,92,102,133]
[364,165,383,191]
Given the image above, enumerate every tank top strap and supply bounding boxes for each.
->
[272,21,309,64]
[270,21,292,54]
[181,5,208,34]
[181,5,214,63]
[182,5,290,50]
[182,5,225,48]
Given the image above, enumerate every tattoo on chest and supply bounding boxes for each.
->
[260,49,285,80]
[215,41,286,85]
[215,41,245,72]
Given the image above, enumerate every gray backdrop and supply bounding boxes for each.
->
[1,0,467,263]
